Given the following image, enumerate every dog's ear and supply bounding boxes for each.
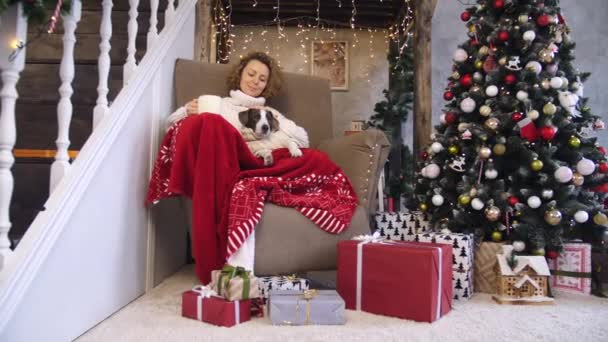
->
[267,111,280,132]
[238,109,251,126]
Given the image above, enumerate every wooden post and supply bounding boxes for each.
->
[413,0,438,156]
[196,0,214,62]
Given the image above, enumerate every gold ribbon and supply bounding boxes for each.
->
[295,289,318,325]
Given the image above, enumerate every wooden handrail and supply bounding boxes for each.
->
[13,149,79,159]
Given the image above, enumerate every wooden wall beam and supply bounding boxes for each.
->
[413,0,438,156]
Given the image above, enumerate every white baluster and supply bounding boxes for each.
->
[50,1,82,193]
[0,3,28,266]
[124,0,140,85]
[147,0,159,48]
[93,0,113,129]
[165,0,176,26]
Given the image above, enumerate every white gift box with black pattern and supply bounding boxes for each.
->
[373,211,430,240]
[258,276,310,299]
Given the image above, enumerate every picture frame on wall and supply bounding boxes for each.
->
[311,40,349,91]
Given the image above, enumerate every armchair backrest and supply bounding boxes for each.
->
[174,59,334,147]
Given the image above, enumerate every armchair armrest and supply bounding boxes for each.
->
[317,129,390,214]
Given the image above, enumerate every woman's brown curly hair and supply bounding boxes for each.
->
[227,52,283,99]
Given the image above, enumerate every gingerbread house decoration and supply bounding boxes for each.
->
[493,253,554,305]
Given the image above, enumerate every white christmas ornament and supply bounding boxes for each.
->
[506,56,523,71]
[554,166,574,183]
[525,61,542,75]
[453,48,468,63]
[542,189,554,199]
[550,77,564,89]
[449,155,466,172]
[471,198,485,210]
[577,158,596,176]
[440,113,446,124]
[423,163,441,179]
[523,30,536,42]
[558,90,581,117]
[431,142,444,153]
[512,241,526,252]
[560,77,569,89]
[485,168,498,179]
[527,109,540,120]
[516,90,529,101]
[527,196,542,209]
[574,211,589,223]
[432,194,445,206]
[460,97,476,113]
[485,85,499,97]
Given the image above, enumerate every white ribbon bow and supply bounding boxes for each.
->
[353,231,384,243]
[192,285,217,321]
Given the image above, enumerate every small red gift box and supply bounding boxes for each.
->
[337,238,452,323]
[182,286,251,327]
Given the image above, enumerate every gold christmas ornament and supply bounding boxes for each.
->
[469,25,477,33]
[593,212,608,225]
[485,206,502,222]
[479,105,492,117]
[479,147,492,159]
[458,194,472,206]
[568,136,581,148]
[491,231,503,242]
[469,187,478,197]
[478,46,489,57]
[498,57,507,65]
[452,71,461,80]
[541,79,551,89]
[530,159,544,171]
[532,248,546,256]
[572,172,584,186]
[484,118,500,130]
[419,203,429,212]
[475,60,484,69]
[544,209,563,226]
[539,49,553,63]
[470,86,483,96]
[493,144,506,156]
[543,103,557,115]
[518,14,530,23]
[448,145,459,154]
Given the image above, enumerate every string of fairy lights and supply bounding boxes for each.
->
[212,0,414,77]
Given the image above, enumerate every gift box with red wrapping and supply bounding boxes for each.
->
[182,289,251,327]
[547,242,592,295]
[337,239,452,323]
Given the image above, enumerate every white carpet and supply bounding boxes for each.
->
[77,265,608,342]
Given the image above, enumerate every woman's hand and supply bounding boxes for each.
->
[186,98,199,115]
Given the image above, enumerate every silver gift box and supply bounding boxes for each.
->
[268,290,346,325]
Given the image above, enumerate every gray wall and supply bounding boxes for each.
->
[229,26,389,137]
[431,0,608,147]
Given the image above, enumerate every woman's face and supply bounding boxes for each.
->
[239,59,270,98]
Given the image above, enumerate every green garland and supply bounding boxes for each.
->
[0,0,71,25]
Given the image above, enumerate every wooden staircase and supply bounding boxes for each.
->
[10,1,168,247]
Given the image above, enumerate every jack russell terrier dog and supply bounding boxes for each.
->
[238,108,304,166]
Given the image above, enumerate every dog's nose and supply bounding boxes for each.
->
[262,124,269,133]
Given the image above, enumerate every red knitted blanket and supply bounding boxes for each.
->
[146,114,357,283]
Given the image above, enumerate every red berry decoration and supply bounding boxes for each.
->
[493,0,504,10]
[599,163,608,174]
[537,14,551,27]
[508,196,520,206]
[546,250,560,259]
[444,91,454,101]
[511,112,524,122]
[504,74,517,85]
[598,146,607,155]
[461,11,471,21]
[539,126,557,141]
[460,74,473,87]
[498,31,510,41]
[420,151,429,160]
[445,112,458,125]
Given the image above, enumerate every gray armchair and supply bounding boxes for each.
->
[170,59,390,276]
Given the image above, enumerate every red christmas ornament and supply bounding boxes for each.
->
[598,146,607,155]
[599,163,608,174]
[546,250,560,259]
[557,13,566,25]
[460,74,473,87]
[537,14,551,27]
[493,0,504,10]
[461,11,471,21]
[508,196,520,206]
[539,126,557,141]
[504,74,517,85]
[498,31,510,41]
[444,91,454,101]
[420,151,429,160]
[445,112,458,125]
[469,38,479,46]
[511,112,524,122]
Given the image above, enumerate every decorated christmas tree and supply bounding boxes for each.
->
[414,0,608,257]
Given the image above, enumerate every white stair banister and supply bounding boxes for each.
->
[0,3,28,268]
[93,0,113,129]
[50,0,82,193]
[123,0,140,85]
[165,0,176,26]
[147,0,159,48]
